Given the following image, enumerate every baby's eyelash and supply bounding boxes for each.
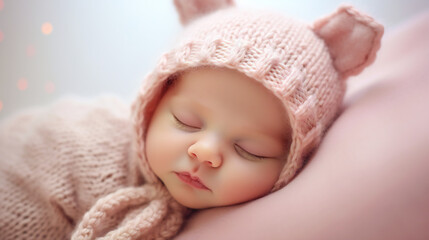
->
[234,144,266,161]
[172,114,200,131]
[172,115,189,128]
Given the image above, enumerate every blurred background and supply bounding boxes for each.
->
[0,0,428,119]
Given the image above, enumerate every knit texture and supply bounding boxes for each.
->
[0,97,187,239]
[133,1,383,191]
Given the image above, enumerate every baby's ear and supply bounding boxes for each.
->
[174,0,235,25]
[313,5,384,78]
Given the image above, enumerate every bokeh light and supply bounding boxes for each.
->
[45,82,55,93]
[0,0,4,11]
[41,22,53,35]
[0,101,3,112]
[26,45,36,57]
[0,30,4,43]
[17,78,28,91]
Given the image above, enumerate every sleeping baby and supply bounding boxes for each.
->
[0,0,383,239]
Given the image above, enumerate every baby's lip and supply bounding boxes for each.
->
[175,171,211,191]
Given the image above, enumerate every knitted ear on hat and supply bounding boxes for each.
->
[174,0,235,25]
[313,5,384,78]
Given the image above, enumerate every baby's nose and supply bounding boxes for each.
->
[188,138,223,168]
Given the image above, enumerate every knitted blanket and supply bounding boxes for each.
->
[0,97,186,240]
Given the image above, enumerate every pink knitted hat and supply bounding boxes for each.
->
[133,0,384,191]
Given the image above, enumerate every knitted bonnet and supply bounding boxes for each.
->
[134,0,384,190]
[73,1,383,239]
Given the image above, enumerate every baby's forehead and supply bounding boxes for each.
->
[169,68,281,108]
[164,67,291,137]
[171,67,273,95]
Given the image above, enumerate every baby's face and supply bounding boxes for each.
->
[145,67,291,209]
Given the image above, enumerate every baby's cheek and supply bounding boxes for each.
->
[146,129,171,172]
[148,128,191,171]
[216,164,276,205]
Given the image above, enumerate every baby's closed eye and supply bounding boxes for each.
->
[171,112,202,131]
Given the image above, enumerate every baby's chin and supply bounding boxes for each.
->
[170,191,214,209]
[179,201,211,210]
[167,187,223,209]
[170,190,253,210]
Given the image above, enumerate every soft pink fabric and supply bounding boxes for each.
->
[0,98,187,240]
[313,5,383,78]
[0,98,132,239]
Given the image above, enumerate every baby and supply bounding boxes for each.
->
[0,0,383,239]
